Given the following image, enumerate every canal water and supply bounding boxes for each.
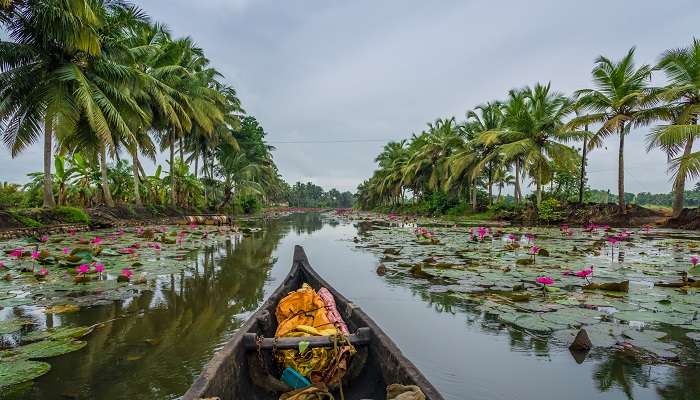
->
[4,213,698,399]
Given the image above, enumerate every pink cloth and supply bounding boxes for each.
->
[318,287,350,335]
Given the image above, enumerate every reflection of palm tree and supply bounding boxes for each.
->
[33,219,288,399]
[592,351,650,400]
[655,364,700,400]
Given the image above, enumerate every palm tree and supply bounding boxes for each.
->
[646,39,700,217]
[0,0,102,207]
[568,48,657,213]
[464,102,505,204]
[485,83,579,205]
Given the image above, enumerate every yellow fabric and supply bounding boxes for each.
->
[275,284,336,337]
[275,284,354,385]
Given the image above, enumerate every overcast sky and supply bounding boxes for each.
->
[1,0,698,193]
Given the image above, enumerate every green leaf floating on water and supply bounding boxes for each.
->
[0,360,51,387]
[614,310,691,325]
[23,326,94,343]
[5,339,87,359]
[499,312,566,333]
[0,319,30,334]
[541,308,603,328]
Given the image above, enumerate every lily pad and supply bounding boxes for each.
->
[6,339,87,359]
[0,319,30,334]
[0,360,51,387]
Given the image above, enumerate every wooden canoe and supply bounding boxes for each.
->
[183,245,444,400]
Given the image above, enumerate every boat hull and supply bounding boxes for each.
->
[183,245,444,400]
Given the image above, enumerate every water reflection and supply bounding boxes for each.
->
[8,217,295,400]
[3,213,699,400]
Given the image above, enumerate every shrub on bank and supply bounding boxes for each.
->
[537,198,564,223]
[52,206,90,224]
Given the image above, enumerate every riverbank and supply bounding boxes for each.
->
[0,205,242,240]
[358,203,686,229]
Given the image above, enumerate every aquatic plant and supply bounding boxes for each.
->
[529,245,540,262]
[75,264,90,274]
[575,266,594,283]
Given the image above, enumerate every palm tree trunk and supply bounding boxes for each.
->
[672,137,694,218]
[618,125,626,214]
[514,160,521,205]
[203,151,208,206]
[42,118,56,208]
[179,137,184,161]
[579,126,588,204]
[194,152,199,179]
[471,178,477,211]
[99,141,115,207]
[487,163,493,205]
[170,131,176,206]
[131,150,142,207]
[536,178,542,206]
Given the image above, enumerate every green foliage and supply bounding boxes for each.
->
[537,198,564,223]
[52,207,90,224]
[235,195,261,214]
[0,182,28,209]
[7,211,42,227]
[286,182,355,208]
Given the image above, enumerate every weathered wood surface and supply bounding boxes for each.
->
[182,245,445,400]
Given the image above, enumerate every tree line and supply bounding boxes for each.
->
[0,0,285,212]
[357,42,700,218]
[285,182,354,209]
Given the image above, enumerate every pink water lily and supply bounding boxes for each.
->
[91,236,102,246]
[525,233,535,243]
[94,264,105,273]
[575,266,594,283]
[477,226,489,241]
[37,267,49,277]
[0,261,5,270]
[529,245,540,255]
[189,223,197,230]
[507,233,517,242]
[39,235,49,242]
[119,247,135,255]
[10,248,23,259]
[120,268,133,279]
[68,229,76,236]
[136,226,145,235]
[63,247,70,255]
[691,256,699,267]
[536,276,554,286]
[150,243,161,250]
[76,264,90,274]
[31,250,40,260]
